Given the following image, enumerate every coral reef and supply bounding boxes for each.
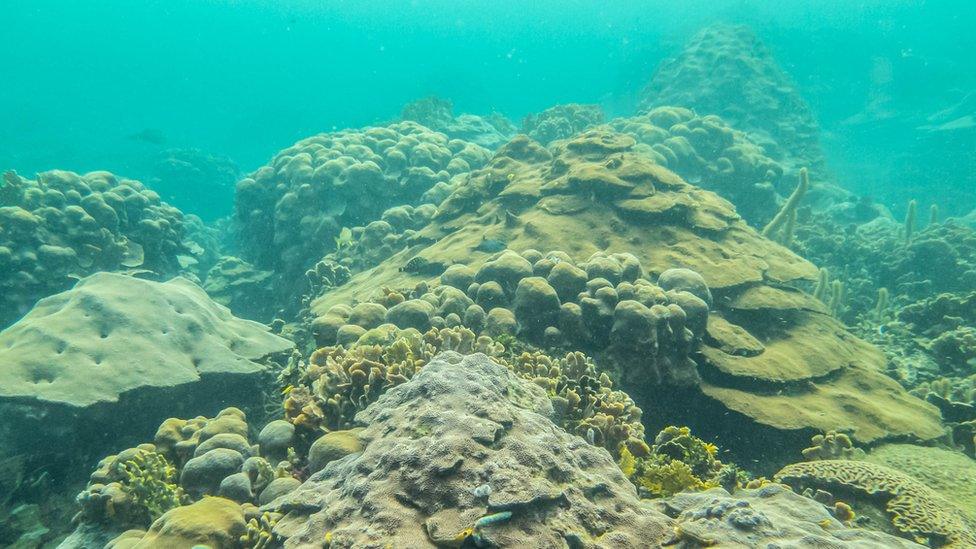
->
[306,129,943,450]
[796,215,976,393]
[776,460,976,547]
[606,106,786,225]
[202,256,277,322]
[285,326,647,459]
[864,444,976,523]
[0,169,188,328]
[268,353,922,548]
[522,103,604,144]
[400,96,515,149]
[233,121,491,306]
[0,273,293,474]
[639,24,826,180]
[618,426,726,498]
[268,352,677,547]
[313,249,705,389]
[658,484,922,548]
[68,407,298,548]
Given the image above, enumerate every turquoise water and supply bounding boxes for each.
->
[2,1,973,216]
[2,3,976,547]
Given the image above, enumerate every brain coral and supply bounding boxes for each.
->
[0,169,188,328]
[0,273,293,465]
[775,459,976,548]
[233,121,490,303]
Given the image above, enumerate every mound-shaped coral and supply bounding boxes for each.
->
[639,24,826,179]
[0,273,293,468]
[605,106,785,225]
[400,96,515,149]
[268,352,675,547]
[522,103,605,145]
[306,130,942,452]
[144,148,241,222]
[0,169,188,328]
[775,459,976,547]
[233,121,490,305]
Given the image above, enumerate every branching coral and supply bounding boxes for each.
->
[118,451,185,522]
[618,426,726,498]
[801,431,865,461]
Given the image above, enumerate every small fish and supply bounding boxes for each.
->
[126,128,167,145]
[281,385,294,395]
[334,227,353,249]
[474,236,506,253]
[586,428,596,445]
[474,511,513,529]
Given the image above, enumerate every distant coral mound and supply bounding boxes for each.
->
[145,148,241,222]
[0,170,191,328]
[0,273,293,464]
[522,102,605,145]
[400,96,516,149]
[640,24,827,182]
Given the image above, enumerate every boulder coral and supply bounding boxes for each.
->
[0,169,188,328]
[639,24,827,181]
[71,407,296,547]
[233,121,490,303]
[267,352,675,547]
[0,273,293,472]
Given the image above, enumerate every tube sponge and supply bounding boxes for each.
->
[762,168,808,244]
